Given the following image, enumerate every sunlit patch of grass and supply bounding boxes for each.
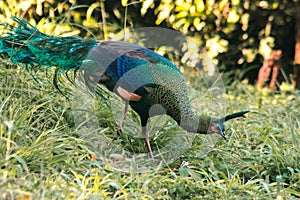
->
[0,62,300,199]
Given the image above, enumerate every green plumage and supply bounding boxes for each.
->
[0,17,98,70]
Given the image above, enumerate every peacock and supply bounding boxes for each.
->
[0,17,249,157]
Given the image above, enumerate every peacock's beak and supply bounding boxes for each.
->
[219,130,227,140]
[219,110,249,140]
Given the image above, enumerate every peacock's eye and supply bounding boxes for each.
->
[214,124,221,133]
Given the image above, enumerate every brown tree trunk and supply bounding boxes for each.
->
[293,0,300,89]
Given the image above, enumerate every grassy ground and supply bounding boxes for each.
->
[0,65,299,199]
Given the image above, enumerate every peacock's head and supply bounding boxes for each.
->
[209,111,249,140]
[209,121,226,139]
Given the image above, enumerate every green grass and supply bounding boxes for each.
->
[0,64,300,199]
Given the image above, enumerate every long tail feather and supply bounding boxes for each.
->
[0,17,99,70]
[224,110,249,121]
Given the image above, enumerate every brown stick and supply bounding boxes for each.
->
[257,50,282,90]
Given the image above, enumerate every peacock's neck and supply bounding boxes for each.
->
[196,114,214,134]
[170,110,212,134]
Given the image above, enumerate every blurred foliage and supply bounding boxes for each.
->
[143,0,296,84]
[0,0,121,39]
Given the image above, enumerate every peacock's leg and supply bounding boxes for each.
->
[119,101,128,130]
[142,126,153,158]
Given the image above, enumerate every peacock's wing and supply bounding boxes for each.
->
[85,41,183,99]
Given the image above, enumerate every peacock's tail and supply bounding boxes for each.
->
[0,17,99,71]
